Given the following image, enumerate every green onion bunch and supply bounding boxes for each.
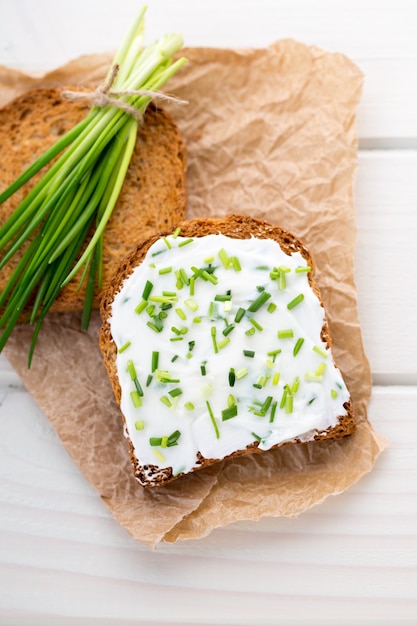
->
[0,6,186,365]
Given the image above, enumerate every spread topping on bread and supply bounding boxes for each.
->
[108,232,351,481]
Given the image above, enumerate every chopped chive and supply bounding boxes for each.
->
[295,265,311,273]
[189,276,195,296]
[313,345,328,358]
[135,420,145,431]
[223,300,232,313]
[170,336,183,342]
[169,387,183,398]
[285,394,293,414]
[234,307,246,323]
[188,340,195,352]
[202,270,218,284]
[146,304,156,317]
[266,359,274,369]
[153,449,165,462]
[211,326,218,353]
[256,285,265,292]
[204,255,215,263]
[200,362,207,376]
[142,280,153,300]
[251,432,262,443]
[245,327,255,336]
[249,317,263,331]
[228,368,236,387]
[179,268,189,285]
[130,391,142,408]
[235,367,248,380]
[223,323,235,337]
[248,291,271,312]
[171,354,179,362]
[261,396,273,415]
[291,376,300,393]
[146,374,153,387]
[214,294,232,301]
[227,394,235,407]
[305,372,323,382]
[167,430,181,446]
[135,300,148,314]
[222,405,238,421]
[118,341,131,353]
[150,437,163,446]
[278,329,294,339]
[155,370,180,383]
[147,320,163,333]
[293,337,304,356]
[158,266,172,275]
[175,308,187,320]
[171,326,181,335]
[267,348,282,358]
[218,248,230,269]
[243,350,255,358]
[133,377,144,396]
[178,238,194,247]
[172,227,181,238]
[256,265,269,270]
[184,402,195,411]
[151,249,165,257]
[161,435,169,448]
[160,395,172,407]
[163,237,172,250]
[315,363,327,376]
[272,372,280,386]
[308,396,317,405]
[206,400,220,439]
[269,401,278,423]
[193,316,202,324]
[267,302,277,314]
[218,337,230,349]
[208,301,217,318]
[287,293,304,310]
[231,256,241,271]
[200,382,213,397]
[151,351,159,372]
[149,295,178,304]
[127,360,137,380]
[280,385,289,409]
[253,383,262,389]
[184,298,198,312]
[331,389,338,399]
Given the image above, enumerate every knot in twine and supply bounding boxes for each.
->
[61,64,187,120]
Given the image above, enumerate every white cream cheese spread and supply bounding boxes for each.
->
[109,233,350,478]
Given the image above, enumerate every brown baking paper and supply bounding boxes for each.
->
[1,40,387,548]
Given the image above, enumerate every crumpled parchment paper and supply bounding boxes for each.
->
[1,40,387,548]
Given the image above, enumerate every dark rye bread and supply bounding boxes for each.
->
[99,214,356,488]
[0,87,186,312]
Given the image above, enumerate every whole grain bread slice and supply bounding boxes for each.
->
[99,214,355,488]
[0,87,186,312]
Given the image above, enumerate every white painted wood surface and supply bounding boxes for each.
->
[0,1,416,624]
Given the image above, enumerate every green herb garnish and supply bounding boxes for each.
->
[206,400,220,439]
[221,405,238,421]
[248,291,271,312]
[0,7,186,364]
[287,293,304,310]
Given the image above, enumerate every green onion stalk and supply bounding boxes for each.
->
[0,6,186,365]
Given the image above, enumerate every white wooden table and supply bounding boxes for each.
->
[0,1,416,624]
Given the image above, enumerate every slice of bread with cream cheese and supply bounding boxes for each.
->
[99,214,355,488]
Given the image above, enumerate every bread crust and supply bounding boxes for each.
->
[99,214,355,488]
[0,87,187,312]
